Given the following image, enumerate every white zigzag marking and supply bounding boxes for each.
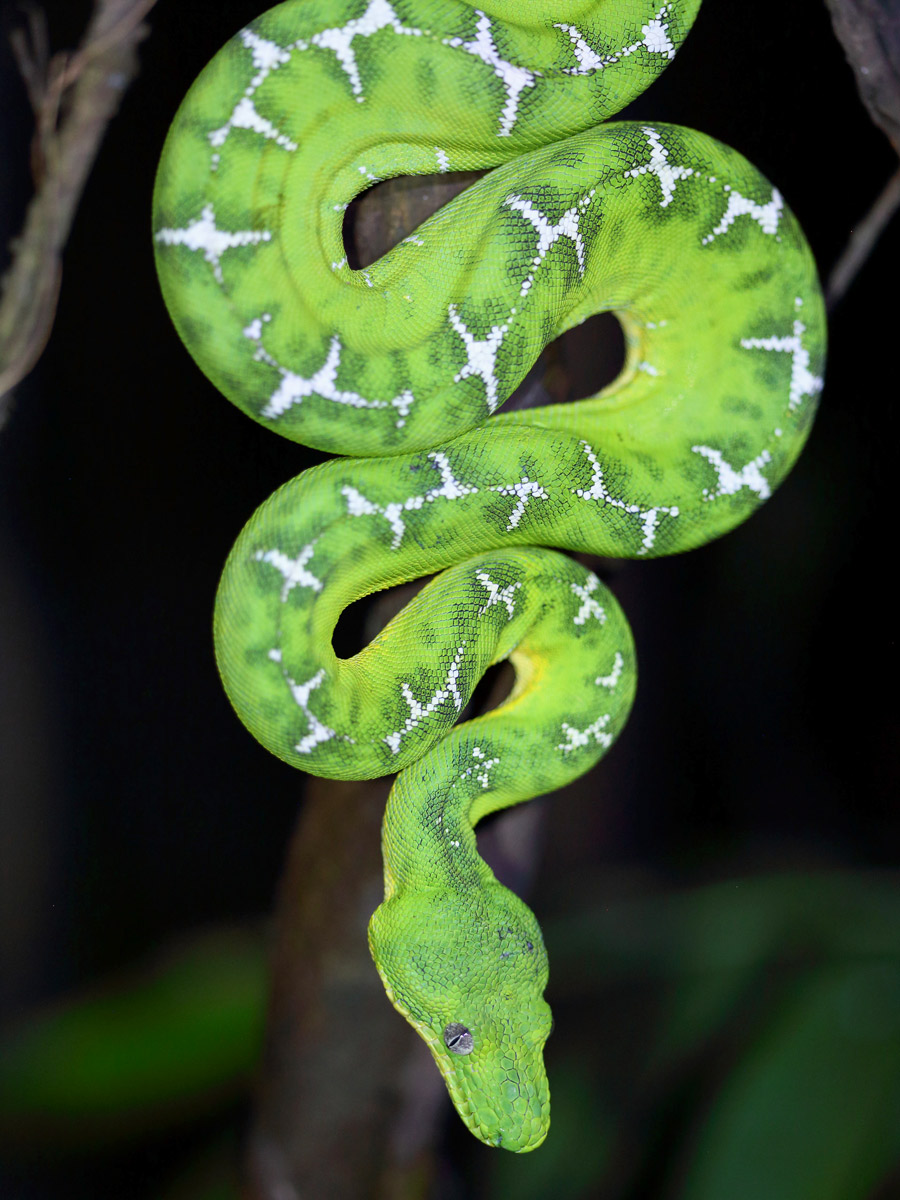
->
[621,127,783,247]
[553,21,603,72]
[596,651,624,690]
[476,571,520,618]
[489,476,549,530]
[296,0,423,101]
[504,190,595,297]
[242,316,414,425]
[241,28,292,88]
[384,644,467,754]
[626,126,694,207]
[741,314,823,411]
[154,205,271,283]
[254,542,322,600]
[692,445,773,501]
[570,574,606,626]
[207,30,294,167]
[285,668,336,755]
[444,11,536,137]
[555,3,675,74]
[342,452,478,550]
[209,95,297,156]
[558,714,613,754]
[572,440,679,554]
[447,304,510,413]
[459,744,499,789]
[701,187,783,245]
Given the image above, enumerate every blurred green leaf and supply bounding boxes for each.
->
[0,927,266,1150]
[548,871,900,1072]
[4,867,899,1198]
[674,963,900,1200]
[548,873,900,982]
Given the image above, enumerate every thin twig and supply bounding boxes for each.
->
[0,0,157,424]
[59,0,158,89]
[9,9,50,124]
[826,164,900,311]
[823,0,900,309]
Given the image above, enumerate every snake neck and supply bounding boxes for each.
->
[380,733,501,900]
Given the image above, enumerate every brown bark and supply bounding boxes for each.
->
[244,774,439,1200]
[243,563,456,1200]
[0,1,157,423]
[823,0,900,309]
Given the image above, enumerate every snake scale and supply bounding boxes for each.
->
[153,0,825,1152]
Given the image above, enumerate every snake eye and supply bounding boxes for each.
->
[443,1023,474,1055]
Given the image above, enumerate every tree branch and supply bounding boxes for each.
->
[0,0,157,422]
[243,577,450,1200]
[823,0,900,309]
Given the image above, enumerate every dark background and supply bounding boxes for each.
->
[0,0,897,1196]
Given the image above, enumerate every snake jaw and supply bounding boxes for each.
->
[392,1007,551,1153]
[428,1019,552,1153]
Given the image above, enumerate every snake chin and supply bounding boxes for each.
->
[368,885,553,1151]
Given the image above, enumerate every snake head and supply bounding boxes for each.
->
[368,884,552,1152]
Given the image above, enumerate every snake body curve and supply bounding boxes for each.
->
[153,0,825,1152]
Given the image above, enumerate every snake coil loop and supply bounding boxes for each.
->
[154,0,825,1150]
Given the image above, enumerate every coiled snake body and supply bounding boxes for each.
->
[153,0,825,1152]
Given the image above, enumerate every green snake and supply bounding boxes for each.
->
[153,0,825,1153]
